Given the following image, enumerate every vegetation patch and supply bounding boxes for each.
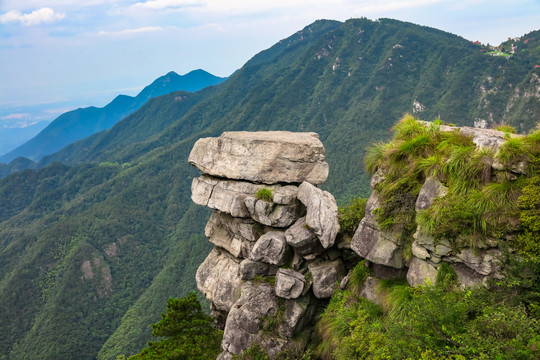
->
[312,269,540,360]
[365,114,540,250]
[255,187,274,202]
[338,197,368,234]
[123,292,222,360]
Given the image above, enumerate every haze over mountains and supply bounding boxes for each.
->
[0,69,226,166]
[0,18,538,360]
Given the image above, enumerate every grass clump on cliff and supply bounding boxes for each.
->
[365,114,540,248]
[256,187,274,202]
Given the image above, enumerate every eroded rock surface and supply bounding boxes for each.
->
[308,259,346,298]
[196,248,242,312]
[284,217,324,257]
[275,268,306,299]
[189,131,329,184]
[297,182,340,249]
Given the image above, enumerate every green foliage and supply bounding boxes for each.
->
[497,136,533,165]
[373,116,540,249]
[2,19,540,360]
[350,260,370,286]
[436,262,458,290]
[315,279,540,360]
[338,197,368,233]
[255,187,274,202]
[127,292,222,360]
[495,124,518,134]
[515,174,540,257]
[232,342,314,360]
[252,275,276,286]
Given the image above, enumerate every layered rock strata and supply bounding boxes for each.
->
[190,131,345,359]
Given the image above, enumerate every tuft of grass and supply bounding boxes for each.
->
[255,187,274,202]
[497,136,531,165]
[253,275,275,286]
[392,114,428,140]
[364,141,390,175]
[377,279,412,321]
[436,262,457,290]
[348,260,370,292]
[495,124,517,134]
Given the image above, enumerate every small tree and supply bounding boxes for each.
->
[129,292,222,360]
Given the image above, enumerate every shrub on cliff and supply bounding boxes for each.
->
[314,275,540,359]
[125,292,222,360]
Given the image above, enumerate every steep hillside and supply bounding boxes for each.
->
[0,69,226,164]
[0,18,538,360]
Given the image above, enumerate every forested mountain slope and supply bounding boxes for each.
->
[0,18,538,360]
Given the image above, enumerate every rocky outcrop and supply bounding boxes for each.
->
[297,182,340,249]
[351,122,514,289]
[190,131,343,358]
[191,125,516,359]
[351,191,404,268]
[189,131,329,184]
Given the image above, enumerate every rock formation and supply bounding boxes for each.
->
[190,125,518,358]
[352,123,515,288]
[190,131,345,359]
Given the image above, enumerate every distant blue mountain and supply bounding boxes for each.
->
[0,120,50,155]
[0,69,226,163]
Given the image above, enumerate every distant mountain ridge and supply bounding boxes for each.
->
[0,69,226,165]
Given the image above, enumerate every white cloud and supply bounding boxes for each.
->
[0,7,66,26]
[1,113,30,120]
[98,26,165,35]
[132,0,202,10]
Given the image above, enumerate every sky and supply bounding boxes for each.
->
[1,0,540,128]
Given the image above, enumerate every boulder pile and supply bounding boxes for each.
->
[189,131,346,359]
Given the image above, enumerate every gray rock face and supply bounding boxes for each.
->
[205,211,256,258]
[415,176,448,211]
[189,131,364,358]
[280,295,313,338]
[351,192,404,268]
[360,276,383,306]
[207,211,259,242]
[244,196,301,228]
[221,282,310,357]
[221,282,279,356]
[196,248,242,312]
[452,263,485,288]
[189,131,329,184]
[297,182,340,248]
[446,248,501,276]
[239,259,278,280]
[421,121,520,151]
[192,175,300,226]
[249,231,293,266]
[284,217,324,257]
[407,257,438,287]
[308,259,346,298]
[275,268,306,299]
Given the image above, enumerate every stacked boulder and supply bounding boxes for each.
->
[189,131,346,359]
